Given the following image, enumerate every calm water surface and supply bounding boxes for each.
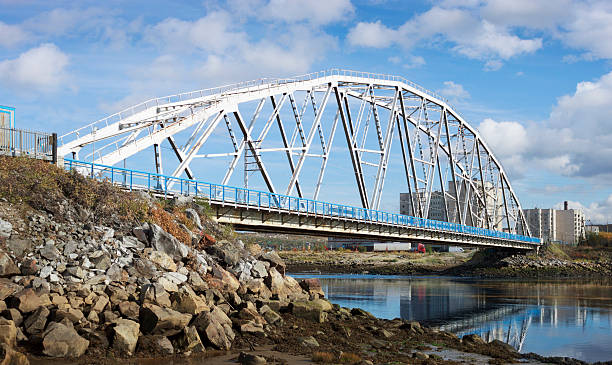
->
[291,274,612,363]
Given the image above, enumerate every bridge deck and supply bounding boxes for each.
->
[64,159,541,250]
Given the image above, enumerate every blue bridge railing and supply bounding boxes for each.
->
[64,159,541,245]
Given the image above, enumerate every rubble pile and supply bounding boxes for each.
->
[0,198,325,362]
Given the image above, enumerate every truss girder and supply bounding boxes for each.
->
[58,72,531,236]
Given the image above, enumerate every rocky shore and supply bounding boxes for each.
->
[0,157,602,364]
[280,246,612,280]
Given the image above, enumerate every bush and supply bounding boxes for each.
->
[339,352,362,364]
[312,352,335,363]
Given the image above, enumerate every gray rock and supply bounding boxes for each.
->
[137,335,174,355]
[298,336,319,347]
[113,319,140,355]
[206,240,242,267]
[89,251,111,270]
[0,318,17,348]
[184,209,202,230]
[24,306,49,335]
[6,239,32,257]
[238,352,267,365]
[39,242,59,260]
[251,261,268,278]
[413,351,429,360]
[139,303,192,336]
[147,224,189,260]
[193,306,233,350]
[0,219,12,239]
[260,251,286,275]
[42,322,89,357]
[0,252,19,277]
[40,266,53,279]
[66,266,85,279]
[175,326,205,352]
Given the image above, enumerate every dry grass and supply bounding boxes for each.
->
[149,205,192,244]
[312,352,335,363]
[0,156,149,222]
[339,352,361,364]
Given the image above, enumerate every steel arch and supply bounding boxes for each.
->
[58,69,531,236]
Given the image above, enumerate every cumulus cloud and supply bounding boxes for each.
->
[440,81,470,101]
[347,21,397,48]
[0,21,31,47]
[347,6,542,69]
[554,195,612,224]
[261,0,354,25]
[0,43,69,92]
[475,69,612,180]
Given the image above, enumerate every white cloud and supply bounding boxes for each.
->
[562,1,612,60]
[0,43,69,92]
[554,195,612,224]
[440,81,470,100]
[261,0,354,25]
[347,21,397,48]
[477,118,528,159]
[404,55,425,69]
[482,0,573,29]
[347,6,542,69]
[0,21,30,47]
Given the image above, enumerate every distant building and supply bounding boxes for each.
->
[585,225,599,233]
[327,237,411,251]
[400,191,445,220]
[523,202,585,244]
[400,180,504,230]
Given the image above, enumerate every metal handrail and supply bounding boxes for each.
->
[0,127,57,162]
[64,158,541,245]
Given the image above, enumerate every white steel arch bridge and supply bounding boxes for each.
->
[57,69,538,249]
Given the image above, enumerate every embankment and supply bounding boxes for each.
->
[0,157,594,364]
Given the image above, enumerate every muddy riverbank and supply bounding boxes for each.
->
[280,245,612,279]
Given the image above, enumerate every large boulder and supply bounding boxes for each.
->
[210,264,240,292]
[260,251,286,275]
[171,287,209,315]
[0,344,29,365]
[291,300,332,323]
[137,335,174,355]
[148,251,177,272]
[205,240,244,267]
[112,319,140,355]
[0,252,19,277]
[42,322,89,358]
[299,278,325,298]
[139,303,192,337]
[147,224,189,260]
[0,319,16,348]
[7,289,42,314]
[193,307,233,350]
[175,326,205,353]
[23,306,49,335]
[0,219,11,239]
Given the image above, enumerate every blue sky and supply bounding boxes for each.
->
[2,0,612,223]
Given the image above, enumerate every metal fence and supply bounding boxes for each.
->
[0,127,57,162]
[64,158,542,246]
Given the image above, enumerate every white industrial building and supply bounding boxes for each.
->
[523,202,585,245]
[327,237,411,251]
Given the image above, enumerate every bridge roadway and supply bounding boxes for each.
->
[65,159,541,251]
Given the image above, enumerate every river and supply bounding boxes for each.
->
[291,274,612,363]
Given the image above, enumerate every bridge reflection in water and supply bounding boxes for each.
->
[292,274,612,362]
